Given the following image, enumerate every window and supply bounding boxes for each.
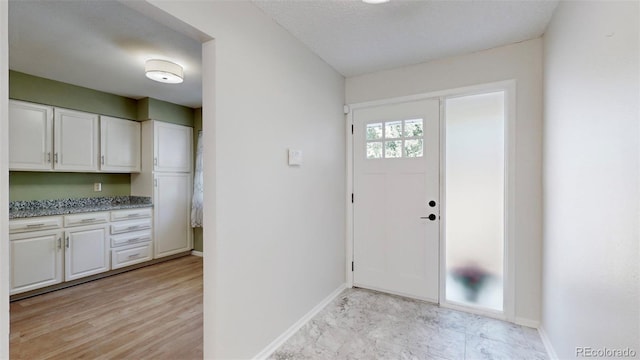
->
[365,119,424,159]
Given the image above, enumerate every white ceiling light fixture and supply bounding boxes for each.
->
[362,0,390,4]
[145,59,184,84]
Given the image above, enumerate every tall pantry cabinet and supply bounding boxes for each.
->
[132,121,193,258]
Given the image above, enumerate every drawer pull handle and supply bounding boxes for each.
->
[57,238,62,249]
[127,214,140,218]
[127,225,140,230]
[26,223,46,228]
[127,237,140,243]
[81,218,97,222]
[128,253,140,259]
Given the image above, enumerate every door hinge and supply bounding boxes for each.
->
[351,125,354,134]
[351,261,354,272]
[351,193,354,203]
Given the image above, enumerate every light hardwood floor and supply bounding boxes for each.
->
[10,255,203,360]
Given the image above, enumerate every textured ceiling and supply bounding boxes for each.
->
[9,1,204,108]
[8,0,559,108]
[252,0,559,77]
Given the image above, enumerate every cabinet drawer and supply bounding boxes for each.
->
[110,218,152,234]
[64,212,109,227]
[111,230,152,248]
[9,216,63,234]
[110,208,152,221]
[111,243,152,269]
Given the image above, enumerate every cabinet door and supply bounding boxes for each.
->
[154,173,192,258]
[101,116,141,172]
[10,230,63,295]
[9,100,53,171]
[154,121,192,173]
[54,108,99,172]
[65,225,109,281]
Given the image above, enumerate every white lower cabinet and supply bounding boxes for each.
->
[112,242,153,269]
[110,208,153,269]
[154,173,192,258]
[64,224,109,281]
[9,207,154,295]
[9,229,64,295]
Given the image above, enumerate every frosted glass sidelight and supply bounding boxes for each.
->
[445,91,505,312]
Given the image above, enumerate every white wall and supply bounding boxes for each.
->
[542,1,639,358]
[0,1,10,358]
[147,2,346,359]
[347,39,543,324]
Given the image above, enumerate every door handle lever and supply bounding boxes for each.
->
[420,214,437,221]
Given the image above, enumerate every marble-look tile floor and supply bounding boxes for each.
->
[270,288,548,360]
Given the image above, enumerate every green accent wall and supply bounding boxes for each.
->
[139,97,195,127]
[10,172,131,201]
[193,108,203,252]
[9,70,138,120]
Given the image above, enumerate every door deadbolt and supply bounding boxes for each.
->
[428,200,436,207]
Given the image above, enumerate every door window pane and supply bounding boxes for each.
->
[366,123,383,140]
[404,119,424,138]
[384,140,402,158]
[404,139,423,157]
[366,142,383,159]
[365,119,425,160]
[385,121,402,139]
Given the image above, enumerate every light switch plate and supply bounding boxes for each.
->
[94,182,102,192]
[288,149,303,166]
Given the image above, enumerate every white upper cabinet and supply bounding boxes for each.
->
[100,116,141,173]
[9,100,54,171]
[154,121,192,173]
[54,108,100,172]
[9,101,141,173]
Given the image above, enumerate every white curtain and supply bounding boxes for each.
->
[191,131,203,227]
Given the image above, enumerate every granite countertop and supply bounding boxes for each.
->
[9,196,153,219]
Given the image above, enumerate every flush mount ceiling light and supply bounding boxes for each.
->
[145,59,184,84]
[362,0,390,4]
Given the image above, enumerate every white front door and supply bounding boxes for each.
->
[353,98,440,302]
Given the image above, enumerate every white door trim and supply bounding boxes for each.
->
[345,80,516,323]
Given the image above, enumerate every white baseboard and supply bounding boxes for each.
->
[538,325,559,360]
[253,283,347,360]
[190,250,203,257]
[515,316,540,329]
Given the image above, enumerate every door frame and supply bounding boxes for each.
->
[345,80,516,322]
